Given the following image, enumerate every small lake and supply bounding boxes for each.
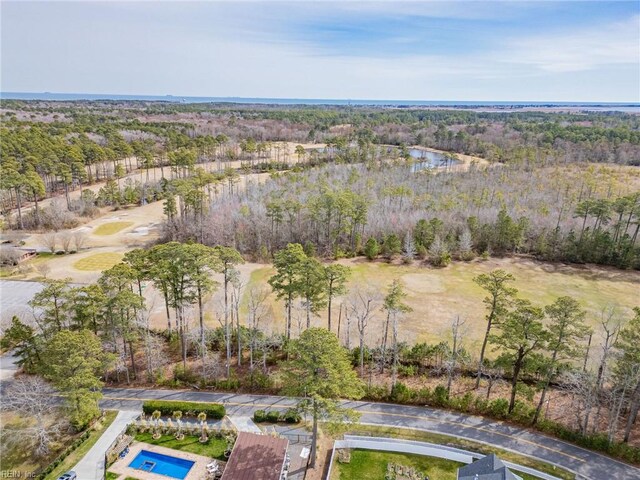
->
[409,149,459,171]
[304,145,459,171]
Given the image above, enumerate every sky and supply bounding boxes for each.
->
[1,1,639,102]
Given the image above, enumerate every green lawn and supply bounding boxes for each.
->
[93,221,134,235]
[341,424,574,480]
[74,252,124,271]
[45,411,118,480]
[134,433,228,460]
[333,449,461,480]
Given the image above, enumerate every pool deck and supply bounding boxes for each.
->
[108,441,221,480]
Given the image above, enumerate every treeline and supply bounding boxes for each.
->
[3,240,640,456]
[4,101,639,165]
[166,162,640,269]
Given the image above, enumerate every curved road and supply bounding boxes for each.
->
[101,387,640,480]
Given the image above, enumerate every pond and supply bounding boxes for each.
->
[409,149,459,171]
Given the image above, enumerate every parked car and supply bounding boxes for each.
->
[57,472,77,480]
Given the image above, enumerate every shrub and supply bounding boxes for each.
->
[173,364,199,384]
[364,237,380,260]
[398,364,417,377]
[390,382,413,403]
[432,385,449,407]
[142,400,225,420]
[365,385,389,401]
[243,371,273,391]
[509,400,535,424]
[266,411,281,423]
[253,410,267,423]
[282,408,301,424]
[488,398,509,419]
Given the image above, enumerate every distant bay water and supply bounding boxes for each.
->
[1,92,639,111]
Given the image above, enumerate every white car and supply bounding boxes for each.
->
[57,472,77,480]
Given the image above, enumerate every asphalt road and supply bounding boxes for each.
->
[101,387,640,480]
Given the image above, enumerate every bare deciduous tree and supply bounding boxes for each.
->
[59,232,72,254]
[42,232,57,254]
[348,285,382,376]
[445,315,467,396]
[2,376,63,457]
[247,286,271,371]
[73,231,88,252]
[34,262,51,279]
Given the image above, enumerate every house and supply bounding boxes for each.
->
[0,245,36,265]
[457,454,522,480]
[220,432,289,480]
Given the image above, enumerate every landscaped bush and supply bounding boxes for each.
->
[253,408,301,424]
[142,400,225,419]
[253,410,267,422]
[266,410,281,423]
[282,408,301,424]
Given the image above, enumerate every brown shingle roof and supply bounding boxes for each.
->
[220,432,289,480]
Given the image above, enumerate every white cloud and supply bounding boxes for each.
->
[498,15,640,72]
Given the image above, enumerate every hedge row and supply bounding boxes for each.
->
[36,430,91,479]
[365,382,640,466]
[142,400,225,419]
[253,408,301,424]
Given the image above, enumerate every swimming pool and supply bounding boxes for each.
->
[128,449,195,479]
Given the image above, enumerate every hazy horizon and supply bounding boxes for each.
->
[2,1,639,103]
[2,91,639,105]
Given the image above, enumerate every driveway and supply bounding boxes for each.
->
[72,410,140,480]
[100,387,640,480]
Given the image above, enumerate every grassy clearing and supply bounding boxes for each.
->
[44,411,118,480]
[341,424,574,480]
[134,433,228,460]
[93,221,134,235]
[243,257,639,349]
[332,449,461,480]
[30,252,56,264]
[74,252,124,271]
[1,412,42,474]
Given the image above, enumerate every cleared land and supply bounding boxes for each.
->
[242,257,639,352]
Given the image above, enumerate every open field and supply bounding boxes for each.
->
[74,252,125,271]
[240,256,639,353]
[93,221,135,236]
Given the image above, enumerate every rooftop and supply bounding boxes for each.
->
[220,432,289,480]
[457,454,520,480]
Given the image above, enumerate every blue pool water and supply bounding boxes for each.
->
[128,450,195,479]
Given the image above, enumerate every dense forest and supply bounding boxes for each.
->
[2,101,639,268]
[167,162,640,269]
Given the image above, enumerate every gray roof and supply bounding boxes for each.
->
[458,454,519,480]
